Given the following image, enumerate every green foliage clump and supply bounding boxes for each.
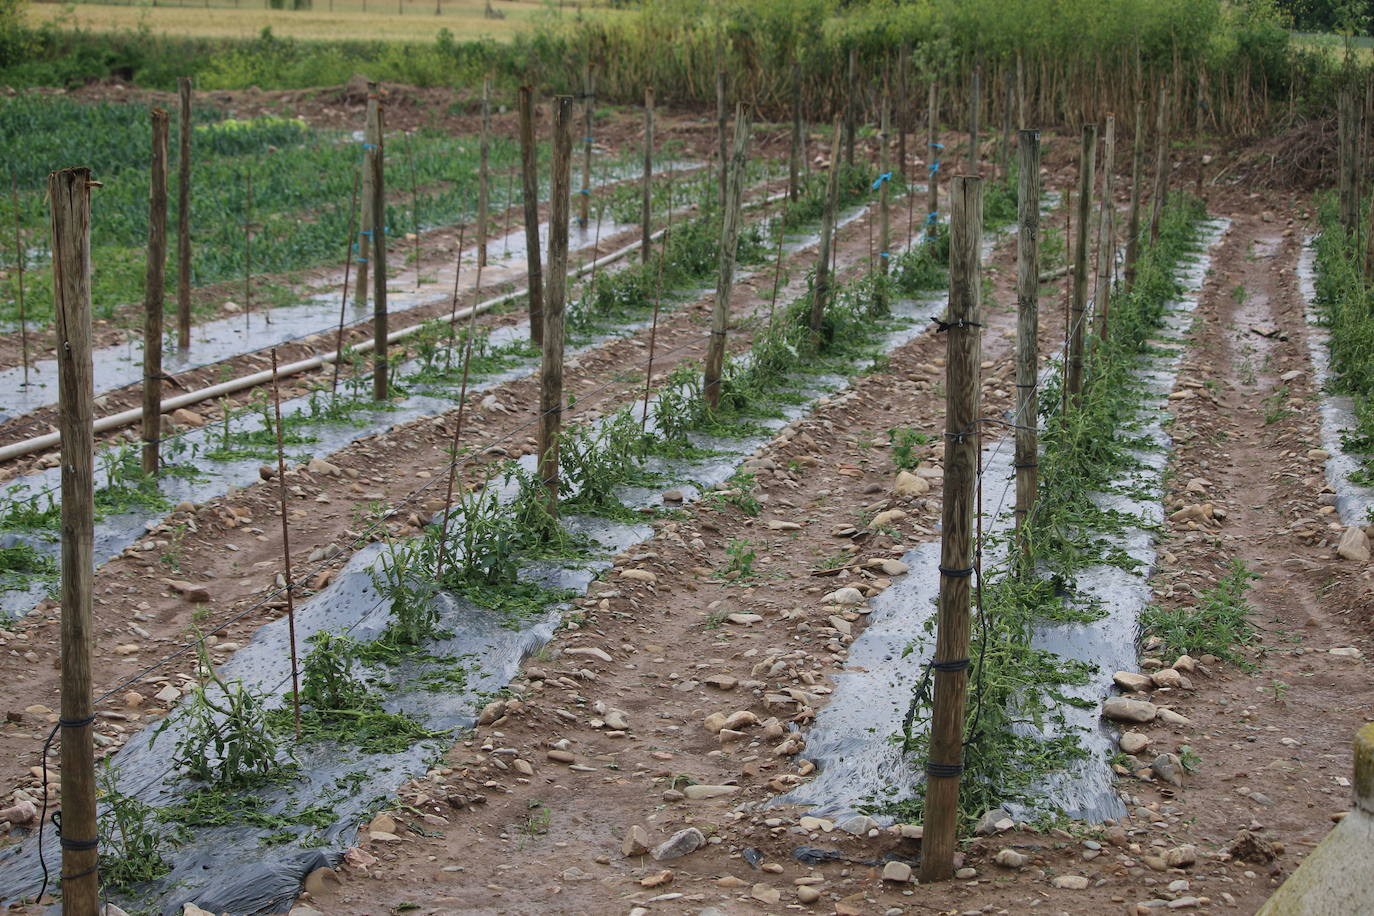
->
[1141,560,1258,667]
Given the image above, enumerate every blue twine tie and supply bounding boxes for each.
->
[872,171,893,190]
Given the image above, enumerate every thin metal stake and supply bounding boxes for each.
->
[270,348,302,738]
[331,168,362,395]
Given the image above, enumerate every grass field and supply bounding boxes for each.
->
[26,0,579,41]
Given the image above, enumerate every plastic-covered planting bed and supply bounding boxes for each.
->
[783,218,1230,826]
[0,195,883,620]
[0,217,952,913]
[0,162,701,423]
[1297,239,1374,526]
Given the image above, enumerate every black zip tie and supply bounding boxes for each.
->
[931,316,983,333]
[1013,461,1039,469]
[709,329,729,336]
[926,761,964,778]
[61,864,99,881]
[144,372,176,382]
[930,657,970,672]
[938,565,974,578]
[59,715,95,728]
[1013,382,1037,388]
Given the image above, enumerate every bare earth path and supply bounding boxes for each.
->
[298,195,1374,916]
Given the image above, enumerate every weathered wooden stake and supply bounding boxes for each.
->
[919,173,983,884]
[176,76,192,350]
[1065,124,1095,404]
[641,86,654,263]
[1094,113,1117,342]
[142,109,169,476]
[539,96,574,516]
[877,92,891,309]
[789,59,803,202]
[844,46,858,166]
[356,82,378,308]
[967,65,981,176]
[1014,130,1040,552]
[1124,99,1145,291]
[368,89,388,401]
[243,167,253,324]
[478,75,492,267]
[518,86,544,347]
[704,104,752,411]
[331,169,361,395]
[810,117,844,345]
[927,81,940,225]
[405,129,422,288]
[269,348,302,738]
[501,164,516,258]
[1148,87,1170,245]
[10,177,28,385]
[581,66,594,228]
[897,43,910,181]
[433,242,483,582]
[51,165,100,916]
[716,43,728,210]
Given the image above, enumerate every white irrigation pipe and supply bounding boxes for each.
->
[0,190,792,465]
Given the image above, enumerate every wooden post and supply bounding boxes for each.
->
[176,76,192,351]
[10,177,28,385]
[368,89,388,401]
[716,45,728,210]
[478,75,491,267]
[51,166,100,916]
[897,43,910,181]
[519,86,544,347]
[810,118,844,344]
[877,92,891,306]
[405,130,422,288]
[844,46,858,166]
[927,81,940,225]
[703,104,752,410]
[581,65,594,228]
[1148,87,1170,245]
[967,65,981,176]
[142,109,169,477]
[919,174,982,884]
[243,168,253,323]
[1014,130,1040,550]
[641,86,654,263]
[539,96,573,516]
[355,83,378,309]
[789,59,803,202]
[1000,71,1013,181]
[1094,113,1117,342]
[1124,99,1145,291]
[1065,124,1095,404]
[269,348,301,738]
[1339,84,1354,235]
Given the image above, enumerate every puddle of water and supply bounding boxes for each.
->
[781,219,1229,826]
[1296,239,1374,525]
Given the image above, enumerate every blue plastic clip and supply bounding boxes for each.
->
[880,251,891,259]
[362,143,379,150]
[925,211,940,226]
[930,142,945,150]
[578,188,591,195]
[871,171,893,190]
[928,161,941,176]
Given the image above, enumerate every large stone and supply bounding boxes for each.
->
[838,814,879,836]
[171,408,205,428]
[1113,671,1154,693]
[1151,753,1184,787]
[974,807,1014,836]
[881,861,913,883]
[751,883,781,905]
[1119,732,1151,755]
[652,827,706,861]
[869,509,907,529]
[1103,697,1158,723]
[892,471,930,498]
[165,579,211,603]
[622,825,652,857]
[1052,875,1089,890]
[823,587,866,606]
[1164,844,1198,868]
[1338,526,1371,563]
[994,849,1029,868]
[1151,668,1185,689]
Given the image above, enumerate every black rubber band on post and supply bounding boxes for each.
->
[930,657,970,672]
[1013,461,1039,469]
[60,865,99,882]
[59,836,99,852]
[709,329,729,336]
[59,715,95,729]
[926,761,964,778]
[931,317,984,333]
[938,565,974,578]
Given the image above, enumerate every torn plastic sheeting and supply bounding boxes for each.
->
[781,218,1228,826]
[1296,239,1374,527]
